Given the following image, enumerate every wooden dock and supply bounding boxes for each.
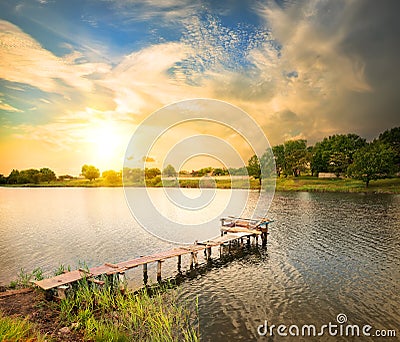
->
[33,217,272,295]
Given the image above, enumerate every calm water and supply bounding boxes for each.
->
[1,188,399,340]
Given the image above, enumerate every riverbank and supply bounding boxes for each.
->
[275,176,400,194]
[2,176,400,193]
[0,282,198,341]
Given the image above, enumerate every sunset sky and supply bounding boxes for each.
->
[1,0,399,175]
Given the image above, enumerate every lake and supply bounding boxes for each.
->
[0,188,399,340]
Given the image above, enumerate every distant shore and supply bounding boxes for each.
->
[2,176,400,194]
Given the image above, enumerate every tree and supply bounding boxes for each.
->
[7,169,19,184]
[247,154,261,184]
[123,167,144,184]
[272,145,285,177]
[311,134,366,176]
[348,141,395,187]
[81,164,100,181]
[212,168,228,176]
[18,169,41,184]
[192,167,212,177]
[378,127,400,172]
[228,167,248,176]
[102,170,121,185]
[145,168,161,179]
[39,168,56,183]
[284,140,308,177]
[162,164,177,177]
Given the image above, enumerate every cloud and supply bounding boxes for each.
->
[248,0,400,143]
[0,100,22,112]
[102,13,274,117]
[142,156,156,163]
[103,41,209,115]
[108,0,200,24]
[2,0,400,176]
[0,20,110,95]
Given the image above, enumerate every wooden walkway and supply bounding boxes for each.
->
[33,217,272,293]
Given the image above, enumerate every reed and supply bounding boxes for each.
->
[0,312,47,341]
[60,279,199,341]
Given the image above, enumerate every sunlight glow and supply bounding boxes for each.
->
[86,122,126,171]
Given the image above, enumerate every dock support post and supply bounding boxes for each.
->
[206,246,212,261]
[261,232,267,247]
[157,261,162,282]
[246,236,251,247]
[143,263,148,285]
[190,252,199,269]
[56,285,69,300]
[106,274,114,288]
[255,235,259,246]
[118,272,126,292]
[177,255,182,273]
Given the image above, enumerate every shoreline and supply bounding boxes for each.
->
[1,176,399,194]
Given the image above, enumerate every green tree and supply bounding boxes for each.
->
[272,145,285,177]
[81,164,100,181]
[284,140,308,177]
[193,167,212,177]
[228,167,247,176]
[162,164,177,178]
[247,155,261,184]
[7,169,20,184]
[102,170,121,185]
[17,169,40,184]
[311,134,366,176]
[378,127,400,172]
[348,141,396,187]
[145,168,161,179]
[212,168,228,176]
[39,168,56,183]
[123,167,144,184]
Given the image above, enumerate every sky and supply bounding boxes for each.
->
[1,0,400,175]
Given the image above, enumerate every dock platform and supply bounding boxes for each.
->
[33,217,272,294]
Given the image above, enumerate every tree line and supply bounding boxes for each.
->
[249,126,399,187]
[0,168,57,184]
[1,127,398,187]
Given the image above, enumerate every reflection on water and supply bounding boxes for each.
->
[0,188,399,340]
[178,192,400,341]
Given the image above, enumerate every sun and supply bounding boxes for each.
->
[87,122,126,171]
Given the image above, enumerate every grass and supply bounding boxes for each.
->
[2,267,199,341]
[60,279,199,341]
[0,312,47,342]
[275,176,400,193]
[2,175,399,193]
[8,268,44,289]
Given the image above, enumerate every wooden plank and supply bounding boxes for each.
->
[34,270,83,290]
[33,225,265,291]
[220,227,262,235]
[0,287,33,298]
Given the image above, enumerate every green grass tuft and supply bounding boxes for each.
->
[275,176,400,193]
[59,280,198,341]
[0,312,47,341]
